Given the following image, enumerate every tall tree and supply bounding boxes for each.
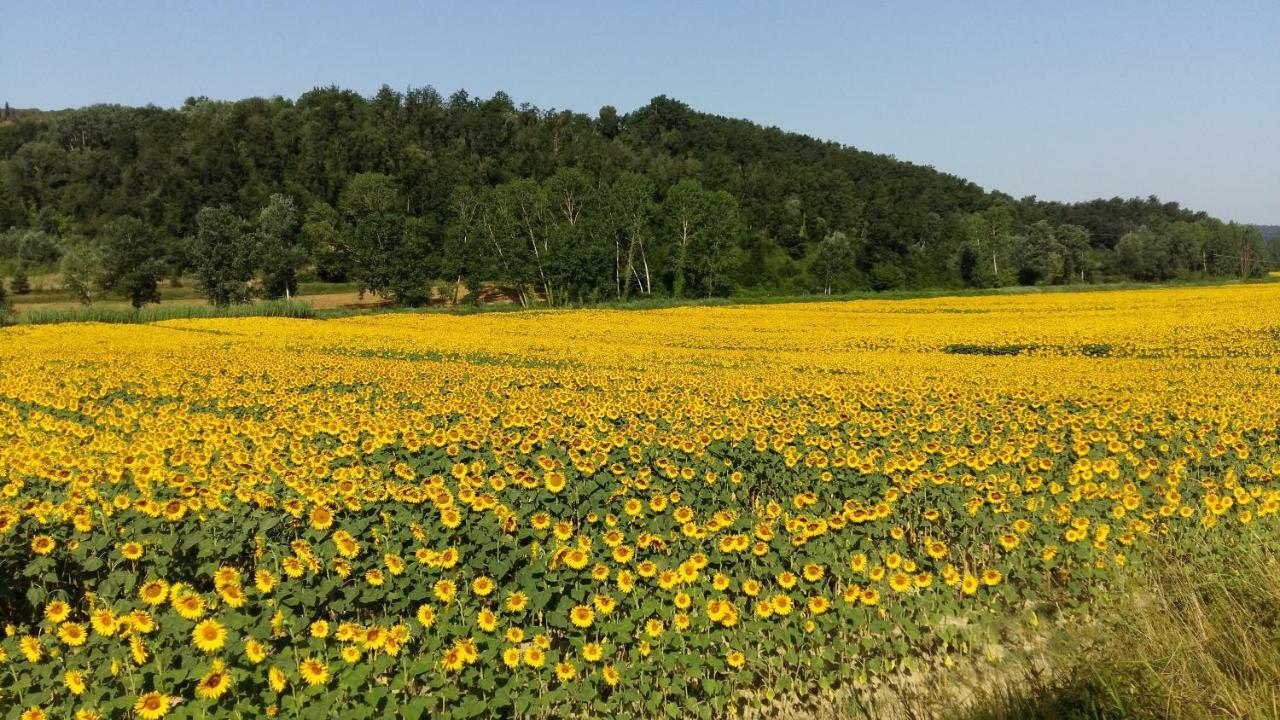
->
[811,231,858,294]
[254,194,305,299]
[60,242,102,305]
[193,204,256,305]
[99,216,165,308]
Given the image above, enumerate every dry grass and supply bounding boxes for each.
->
[764,530,1280,720]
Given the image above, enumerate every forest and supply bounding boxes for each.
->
[0,88,1272,308]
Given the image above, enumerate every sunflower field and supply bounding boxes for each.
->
[2,284,1279,720]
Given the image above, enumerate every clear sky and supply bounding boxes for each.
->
[3,1,1277,223]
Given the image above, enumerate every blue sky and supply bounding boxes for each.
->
[3,1,1276,223]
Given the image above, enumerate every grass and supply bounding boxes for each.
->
[3,275,1277,327]
[827,529,1280,720]
[11,299,315,325]
[316,275,1280,320]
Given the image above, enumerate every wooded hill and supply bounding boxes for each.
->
[0,87,1270,307]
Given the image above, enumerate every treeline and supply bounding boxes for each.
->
[0,86,1272,309]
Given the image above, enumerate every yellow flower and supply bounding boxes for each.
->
[583,642,604,662]
[195,664,232,700]
[64,669,87,695]
[139,580,169,605]
[472,576,495,596]
[726,650,745,668]
[245,638,267,663]
[569,604,595,628]
[268,667,287,692]
[505,592,529,612]
[58,622,87,647]
[133,692,170,720]
[44,600,71,623]
[416,604,436,628]
[298,657,329,686]
[192,619,227,653]
[31,535,55,555]
[555,661,577,681]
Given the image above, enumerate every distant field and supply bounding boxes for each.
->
[3,284,1279,719]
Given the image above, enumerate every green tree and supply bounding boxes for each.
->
[60,243,102,305]
[340,173,439,305]
[193,204,255,305]
[99,216,165,308]
[0,274,9,323]
[301,202,348,282]
[254,194,305,299]
[10,265,30,294]
[811,231,858,294]
[1057,224,1092,283]
[1014,221,1064,285]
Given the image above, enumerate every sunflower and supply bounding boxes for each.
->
[889,573,913,592]
[569,604,595,628]
[583,641,604,662]
[58,622,87,647]
[18,635,41,662]
[20,709,47,720]
[601,664,621,686]
[416,604,436,628]
[268,667,287,692]
[433,579,456,603]
[477,609,498,632]
[44,600,71,623]
[502,647,521,667]
[172,592,205,620]
[298,657,329,686]
[120,542,144,560]
[310,620,329,638]
[195,665,232,700]
[244,638,267,663]
[471,576,495,596]
[90,609,117,637]
[139,580,169,607]
[523,646,546,667]
[505,591,529,612]
[342,645,361,663]
[31,535,55,555]
[192,619,227,653]
[726,650,745,668]
[64,669,87,695]
[133,691,170,720]
[554,661,577,681]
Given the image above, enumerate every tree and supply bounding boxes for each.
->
[811,231,858,294]
[301,202,348,282]
[340,173,439,305]
[10,265,30,294]
[255,194,305,299]
[1057,224,1092,283]
[1014,221,1064,285]
[610,173,656,299]
[0,273,9,323]
[99,216,165,308]
[60,243,102,305]
[193,204,255,305]
[1115,226,1158,281]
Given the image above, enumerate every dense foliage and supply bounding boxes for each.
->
[2,284,1279,719]
[0,87,1271,305]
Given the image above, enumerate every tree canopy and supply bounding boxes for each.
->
[0,86,1270,306]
